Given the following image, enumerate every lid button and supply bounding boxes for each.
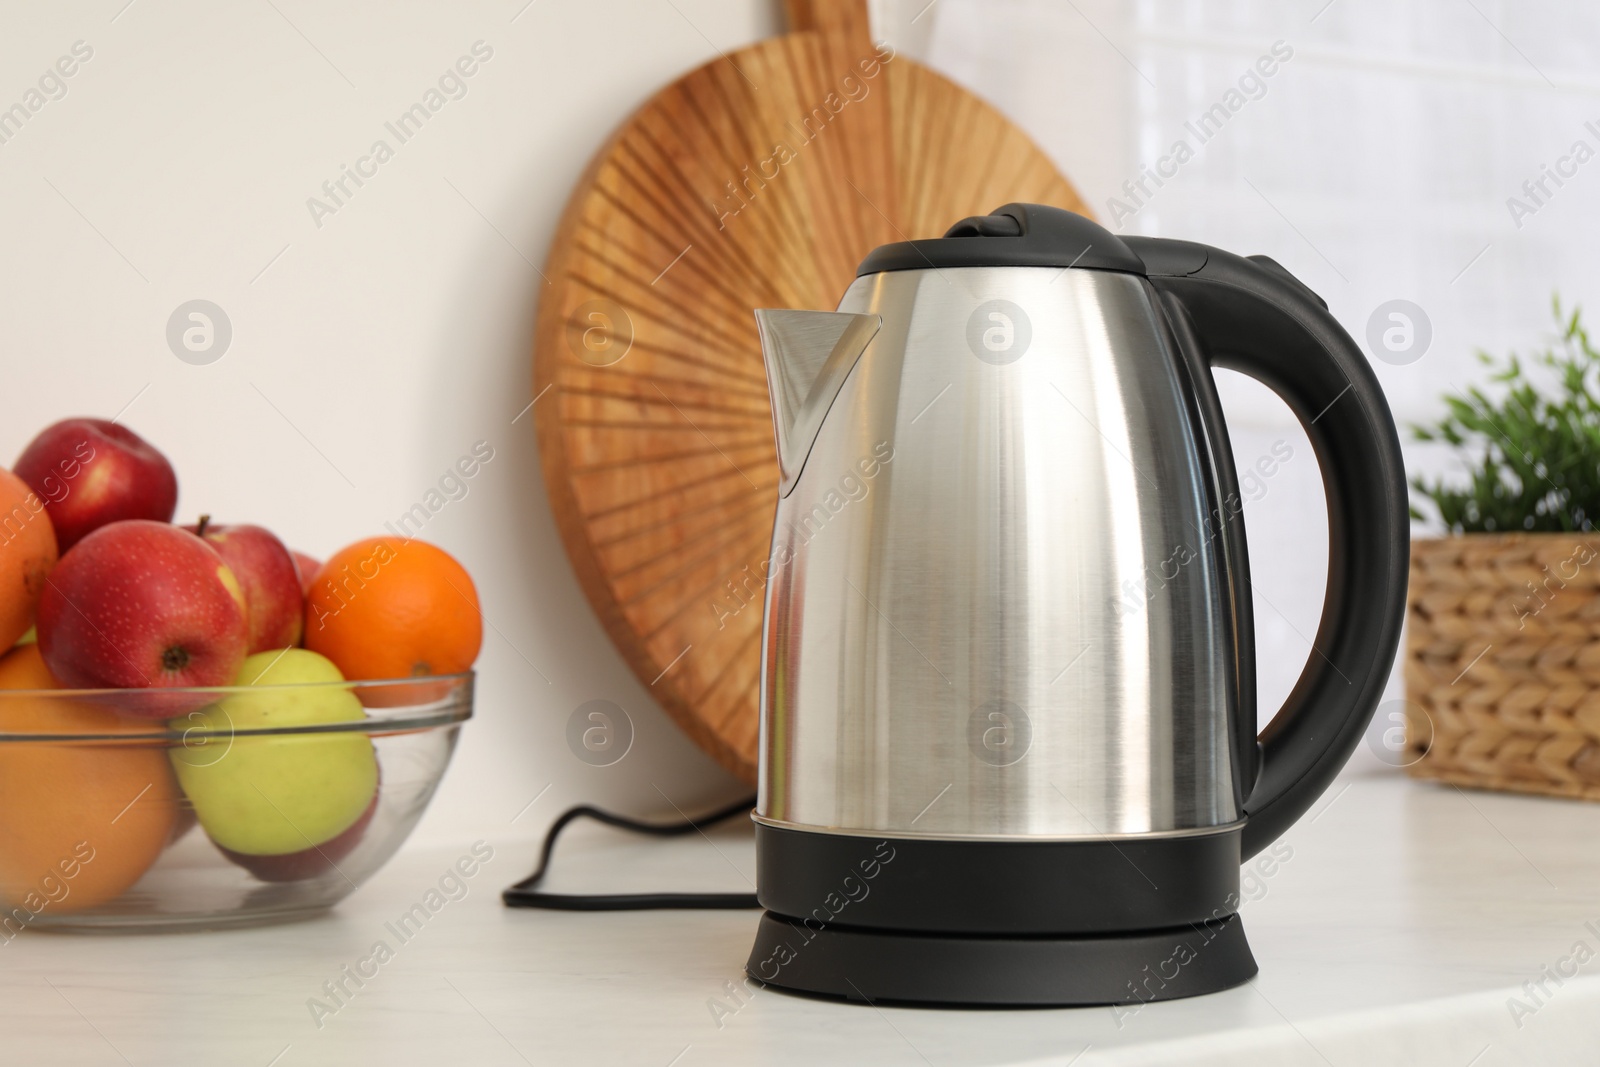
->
[944,214,1024,238]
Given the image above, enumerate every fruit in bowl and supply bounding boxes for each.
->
[305,537,482,706]
[36,520,248,712]
[0,467,58,651]
[0,645,179,913]
[14,418,178,551]
[0,670,471,929]
[170,650,380,882]
[225,791,379,884]
[0,414,482,926]
[184,517,304,653]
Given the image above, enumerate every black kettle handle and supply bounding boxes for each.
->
[1133,239,1408,860]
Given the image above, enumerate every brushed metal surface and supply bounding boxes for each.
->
[756,266,1239,839]
[753,309,881,497]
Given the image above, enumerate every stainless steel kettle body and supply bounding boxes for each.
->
[757,267,1239,840]
[744,204,1408,1006]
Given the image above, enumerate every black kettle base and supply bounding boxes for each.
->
[745,910,1257,1007]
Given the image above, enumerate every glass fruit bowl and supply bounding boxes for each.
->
[0,671,471,931]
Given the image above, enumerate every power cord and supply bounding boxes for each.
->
[501,796,761,911]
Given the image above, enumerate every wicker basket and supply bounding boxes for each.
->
[1405,533,1600,799]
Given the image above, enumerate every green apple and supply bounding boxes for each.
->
[169,649,379,857]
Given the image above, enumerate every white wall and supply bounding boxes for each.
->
[2,0,1588,845]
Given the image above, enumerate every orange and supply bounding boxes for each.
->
[0,645,178,916]
[0,467,58,650]
[303,537,482,681]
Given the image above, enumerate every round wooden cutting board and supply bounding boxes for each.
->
[533,0,1091,783]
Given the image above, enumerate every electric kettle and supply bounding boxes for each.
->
[744,204,1407,1006]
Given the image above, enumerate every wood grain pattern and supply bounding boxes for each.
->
[533,0,1090,783]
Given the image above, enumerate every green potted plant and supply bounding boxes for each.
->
[1404,298,1600,798]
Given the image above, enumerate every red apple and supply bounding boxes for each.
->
[291,551,321,599]
[216,788,378,883]
[36,520,248,711]
[183,518,303,653]
[14,419,178,552]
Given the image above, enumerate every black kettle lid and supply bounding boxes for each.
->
[855,203,1146,276]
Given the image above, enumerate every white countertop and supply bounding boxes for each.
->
[4,771,1599,1066]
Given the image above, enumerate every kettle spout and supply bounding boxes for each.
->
[754,309,880,496]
